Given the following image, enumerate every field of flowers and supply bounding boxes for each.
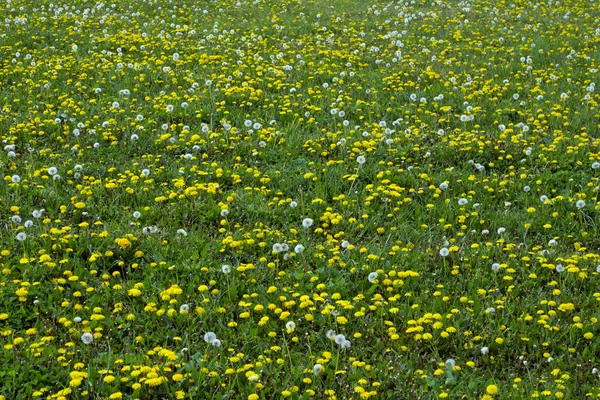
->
[2,0,600,398]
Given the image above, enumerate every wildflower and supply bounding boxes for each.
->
[458,198,468,206]
[11,175,20,183]
[555,264,565,273]
[220,209,229,217]
[81,333,93,344]
[356,155,366,164]
[204,332,217,344]
[439,182,448,190]
[16,232,27,242]
[368,272,378,283]
[313,364,323,376]
[439,248,449,257]
[335,334,346,345]
[211,339,222,347]
[302,218,314,228]
[576,200,586,209]
[48,167,58,175]
[290,201,298,208]
[486,384,498,395]
[221,265,232,274]
[272,243,283,253]
[294,244,305,253]
[133,211,141,219]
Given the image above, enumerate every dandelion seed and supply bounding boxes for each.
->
[492,263,501,272]
[81,333,94,344]
[576,200,586,209]
[294,244,305,254]
[133,211,141,219]
[356,155,366,164]
[458,198,468,206]
[341,340,351,349]
[141,169,150,177]
[290,201,297,208]
[221,209,229,217]
[180,304,190,313]
[211,339,221,347]
[302,218,313,228]
[555,264,565,273]
[497,227,506,235]
[368,272,379,283]
[74,317,82,323]
[286,321,296,331]
[11,175,21,183]
[486,307,496,314]
[272,243,283,253]
[204,332,217,344]
[16,232,27,241]
[24,220,34,228]
[313,364,323,376]
[177,229,188,236]
[439,182,448,190]
[326,330,336,340]
[334,334,346,345]
[481,347,489,355]
[548,239,557,247]
[445,359,456,369]
[592,162,600,169]
[11,215,22,223]
[166,104,174,112]
[341,241,350,248]
[221,264,232,274]
[439,247,449,257]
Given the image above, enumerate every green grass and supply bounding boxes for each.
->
[1,0,600,399]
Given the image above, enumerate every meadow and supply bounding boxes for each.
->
[1,0,600,398]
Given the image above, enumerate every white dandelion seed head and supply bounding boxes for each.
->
[221,264,232,274]
[341,340,351,349]
[548,239,557,247]
[133,211,141,219]
[555,264,565,273]
[74,317,82,323]
[368,272,379,283]
[439,182,448,190]
[334,334,346,345]
[289,201,298,208]
[302,218,314,229]
[356,155,366,164]
[11,175,21,183]
[492,263,501,272]
[272,243,283,253]
[81,332,94,344]
[497,227,506,235]
[220,209,229,217]
[294,244,305,254]
[326,330,336,340]
[180,304,190,313]
[458,198,468,206]
[439,247,450,257]
[48,167,58,176]
[341,240,350,249]
[177,229,188,236]
[204,332,217,344]
[313,364,323,376]
[481,347,489,355]
[286,321,296,331]
[576,200,586,209]
[211,339,221,347]
[141,169,150,177]
[16,232,27,241]
[445,359,456,369]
